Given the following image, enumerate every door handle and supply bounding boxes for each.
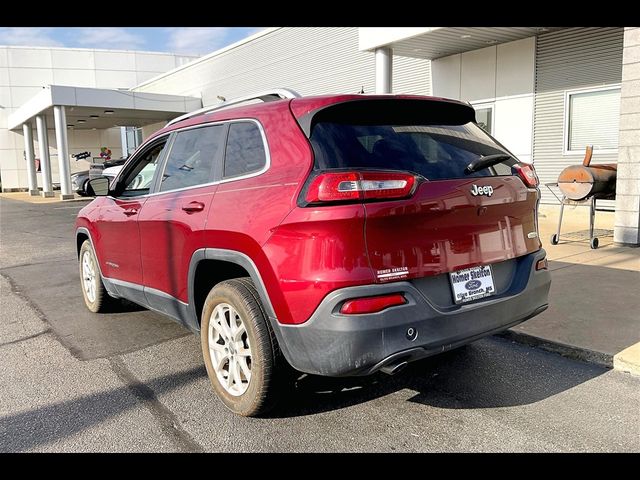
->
[123,208,138,216]
[182,201,205,213]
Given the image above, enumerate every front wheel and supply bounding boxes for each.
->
[200,278,286,416]
[79,240,116,312]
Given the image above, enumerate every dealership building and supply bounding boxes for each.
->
[1,27,639,245]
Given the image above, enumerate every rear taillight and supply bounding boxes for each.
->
[340,293,407,315]
[513,163,539,188]
[305,171,416,205]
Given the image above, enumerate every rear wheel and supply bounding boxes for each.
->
[550,233,559,245]
[79,240,116,312]
[590,237,599,249]
[200,278,286,416]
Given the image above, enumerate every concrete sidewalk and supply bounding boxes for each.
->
[501,204,640,375]
[0,191,88,204]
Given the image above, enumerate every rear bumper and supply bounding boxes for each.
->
[276,249,551,376]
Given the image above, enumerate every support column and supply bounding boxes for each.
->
[375,47,393,94]
[614,27,640,246]
[35,115,54,197]
[22,123,39,196]
[53,105,73,200]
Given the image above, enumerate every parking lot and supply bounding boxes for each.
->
[1,196,639,452]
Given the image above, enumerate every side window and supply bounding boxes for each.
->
[223,122,267,178]
[160,125,223,192]
[119,140,167,198]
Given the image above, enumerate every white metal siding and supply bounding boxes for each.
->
[393,55,431,95]
[533,27,623,205]
[133,28,431,105]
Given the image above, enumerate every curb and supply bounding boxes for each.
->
[613,343,640,376]
[497,330,613,369]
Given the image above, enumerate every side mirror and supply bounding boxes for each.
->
[87,177,111,197]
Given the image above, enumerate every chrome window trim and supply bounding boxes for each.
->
[220,119,271,183]
[108,118,271,200]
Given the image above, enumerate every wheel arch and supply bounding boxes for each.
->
[188,249,278,330]
[76,230,89,258]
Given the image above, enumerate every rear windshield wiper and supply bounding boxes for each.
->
[464,154,513,175]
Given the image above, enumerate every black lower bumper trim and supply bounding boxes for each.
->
[276,250,552,377]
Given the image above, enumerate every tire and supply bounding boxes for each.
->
[590,237,599,249]
[550,233,559,245]
[80,179,90,197]
[200,277,286,416]
[79,240,115,313]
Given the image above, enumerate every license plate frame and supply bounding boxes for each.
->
[449,265,496,305]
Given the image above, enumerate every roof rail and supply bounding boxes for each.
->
[165,88,302,127]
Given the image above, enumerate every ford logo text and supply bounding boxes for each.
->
[465,280,482,290]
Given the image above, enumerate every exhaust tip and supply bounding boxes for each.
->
[380,361,408,375]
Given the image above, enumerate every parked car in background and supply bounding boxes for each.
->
[70,170,91,196]
[76,91,551,417]
[89,156,128,181]
[101,165,123,186]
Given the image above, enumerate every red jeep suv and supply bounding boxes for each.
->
[76,90,551,416]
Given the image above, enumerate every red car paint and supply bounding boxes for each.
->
[77,94,541,327]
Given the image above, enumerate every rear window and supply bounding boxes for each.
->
[309,102,517,180]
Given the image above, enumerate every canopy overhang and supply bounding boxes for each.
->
[8,85,202,131]
[359,27,566,60]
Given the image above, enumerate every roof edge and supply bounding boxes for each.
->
[131,27,281,91]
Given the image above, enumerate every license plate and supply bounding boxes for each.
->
[449,265,496,304]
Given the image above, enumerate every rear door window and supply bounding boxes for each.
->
[223,122,267,179]
[160,125,224,192]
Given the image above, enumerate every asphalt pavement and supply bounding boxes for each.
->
[0,197,638,452]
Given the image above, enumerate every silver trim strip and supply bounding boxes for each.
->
[165,88,301,127]
[145,285,189,306]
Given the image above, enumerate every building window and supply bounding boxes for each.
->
[565,86,620,154]
[472,103,494,135]
[121,126,144,157]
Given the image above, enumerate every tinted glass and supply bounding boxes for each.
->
[160,125,223,192]
[310,122,515,180]
[224,122,267,178]
[307,100,516,180]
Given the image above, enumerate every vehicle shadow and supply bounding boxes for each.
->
[104,298,146,313]
[270,337,606,418]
